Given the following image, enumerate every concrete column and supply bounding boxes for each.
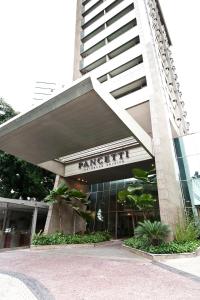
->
[73,0,82,80]
[149,83,185,232]
[44,176,89,234]
[31,206,38,241]
[2,203,8,232]
[0,203,8,248]
[135,0,185,234]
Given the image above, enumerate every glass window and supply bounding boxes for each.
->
[104,181,110,191]
[117,180,125,191]
[87,177,142,238]
[98,182,104,191]
[110,181,117,191]
[106,4,134,27]
[174,133,200,211]
[91,184,98,192]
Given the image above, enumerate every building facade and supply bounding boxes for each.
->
[0,0,189,237]
[71,0,189,231]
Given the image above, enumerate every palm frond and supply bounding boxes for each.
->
[135,220,171,245]
[73,206,96,222]
[44,182,69,203]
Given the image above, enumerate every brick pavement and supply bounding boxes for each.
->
[0,242,200,300]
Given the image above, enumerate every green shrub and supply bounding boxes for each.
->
[147,240,200,254]
[134,220,171,246]
[124,237,149,251]
[124,237,200,254]
[175,219,199,242]
[195,218,200,237]
[32,231,111,246]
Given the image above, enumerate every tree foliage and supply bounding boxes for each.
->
[117,168,157,218]
[0,97,17,123]
[0,98,55,200]
[175,218,199,242]
[45,182,95,232]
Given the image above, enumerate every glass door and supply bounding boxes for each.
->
[117,212,134,238]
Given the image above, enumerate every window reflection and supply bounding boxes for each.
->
[88,178,158,238]
[174,132,200,215]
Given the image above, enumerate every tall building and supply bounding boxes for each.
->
[0,0,189,236]
[73,0,189,229]
[32,81,66,103]
[32,81,57,102]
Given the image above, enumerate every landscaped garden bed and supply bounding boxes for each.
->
[123,219,200,260]
[124,237,200,254]
[32,231,111,246]
[117,168,200,259]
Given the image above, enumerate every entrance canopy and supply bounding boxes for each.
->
[0,77,153,176]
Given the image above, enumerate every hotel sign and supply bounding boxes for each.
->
[78,150,130,171]
[64,146,151,177]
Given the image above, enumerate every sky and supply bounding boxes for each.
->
[0,0,200,133]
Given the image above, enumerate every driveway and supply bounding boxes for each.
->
[0,241,200,300]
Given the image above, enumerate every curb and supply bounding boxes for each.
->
[123,244,200,261]
[30,240,115,250]
[153,261,200,283]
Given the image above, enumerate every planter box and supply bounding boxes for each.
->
[123,244,200,261]
[31,240,114,250]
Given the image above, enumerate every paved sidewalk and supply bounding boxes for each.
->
[0,242,200,299]
[161,256,200,279]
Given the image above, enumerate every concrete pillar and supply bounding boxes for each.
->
[44,176,89,234]
[135,0,185,235]
[31,206,38,241]
[145,41,185,234]
[2,203,8,232]
[0,203,8,248]
[73,0,82,80]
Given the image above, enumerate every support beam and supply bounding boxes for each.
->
[31,206,38,241]
[0,197,48,209]
[92,78,153,156]
[2,203,8,232]
[38,160,65,177]
[0,203,8,248]
[136,0,185,235]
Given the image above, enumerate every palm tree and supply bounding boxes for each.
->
[135,220,171,246]
[45,182,94,232]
